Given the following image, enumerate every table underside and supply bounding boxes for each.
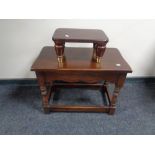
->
[41,81,115,113]
[36,71,127,115]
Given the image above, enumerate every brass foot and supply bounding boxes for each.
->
[96,56,101,63]
[57,56,64,63]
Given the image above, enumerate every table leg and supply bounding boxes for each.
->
[104,81,109,87]
[109,74,127,115]
[36,72,50,113]
[103,81,111,105]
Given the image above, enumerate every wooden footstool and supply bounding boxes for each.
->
[31,46,132,115]
[52,28,109,63]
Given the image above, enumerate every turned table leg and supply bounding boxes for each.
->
[109,84,120,115]
[109,74,127,115]
[36,72,50,113]
[104,81,109,88]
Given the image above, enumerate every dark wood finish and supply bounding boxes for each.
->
[54,42,65,63]
[48,105,110,113]
[52,28,109,43]
[52,28,109,63]
[31,47,132,115]
[31,47,131,73]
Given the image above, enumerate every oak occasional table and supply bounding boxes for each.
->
[31,46,132,115]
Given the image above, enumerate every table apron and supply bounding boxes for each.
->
[40,71,126,83]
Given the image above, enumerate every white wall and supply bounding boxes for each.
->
[0,19,155,79]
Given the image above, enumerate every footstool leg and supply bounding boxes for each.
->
[92,43,97,61]
[36,72,50,114]
[95,44,106,63]
[54,41,65,64]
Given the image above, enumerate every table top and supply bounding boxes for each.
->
[52,28,109,44]
[31,46,132,73]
